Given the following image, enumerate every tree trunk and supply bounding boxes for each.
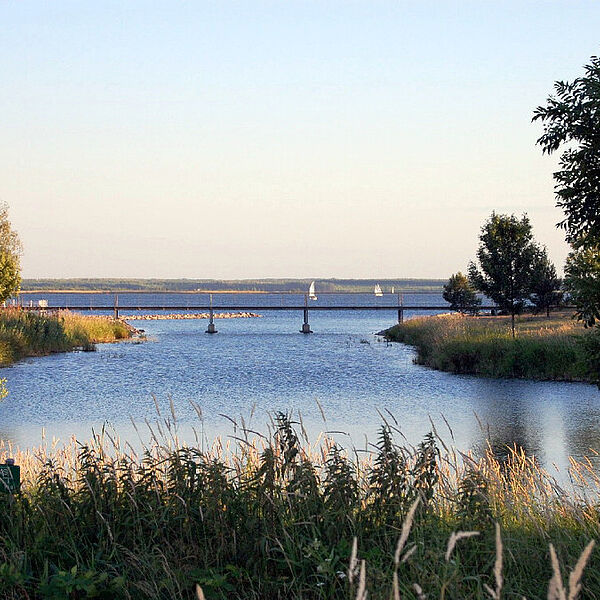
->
[511,311,515,339]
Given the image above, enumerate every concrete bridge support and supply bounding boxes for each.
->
[397,293,404,323]
[300,295,312,333]
[206,295,218,334]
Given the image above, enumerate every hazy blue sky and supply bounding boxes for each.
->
[3,1,600,279]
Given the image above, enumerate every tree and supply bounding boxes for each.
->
[564,245,600,327]
[529,247,563,317]
[468,213,540,337]
[533,55,600,249]
[0,203,22,303]
[442,272,481,314]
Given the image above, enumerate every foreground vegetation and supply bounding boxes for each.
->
[0,309,133,366]
[384,312,600,383]
[0,414,598,599]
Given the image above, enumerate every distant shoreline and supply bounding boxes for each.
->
[20,277,446,294]
[19,288,442,295]
[20,289,271,294]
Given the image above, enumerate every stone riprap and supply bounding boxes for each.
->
[122,312,261,321]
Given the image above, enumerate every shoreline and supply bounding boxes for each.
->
[0,310,139,367]
[383,312,599,385]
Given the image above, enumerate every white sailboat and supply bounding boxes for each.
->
[309,281,318,300]
[374,284,383,297]
[391,286,395,294]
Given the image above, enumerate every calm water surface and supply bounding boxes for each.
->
[2,292,599,479]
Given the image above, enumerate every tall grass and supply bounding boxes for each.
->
[0,414,598,599]
[385,313,600,383]
[0,309,133,366]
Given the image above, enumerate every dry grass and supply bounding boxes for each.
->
[0,308,134,366]
[384,312,599,382]
[0,414,598,598]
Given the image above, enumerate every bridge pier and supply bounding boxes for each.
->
[205,295,218,334]
[300,295,312,333]
[397,293,404,324]
[114,294,119,319]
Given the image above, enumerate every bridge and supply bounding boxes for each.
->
[20,293,498,334]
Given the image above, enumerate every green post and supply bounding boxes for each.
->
[0,459,20,494]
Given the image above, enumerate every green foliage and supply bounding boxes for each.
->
[564,246,600,327]
[534,55,600,248]
[0,252,20,305]
[443,272,481,314]
[468,213,541,335]
[529,246,563,316]
[368,425,409,520]
[0,204,21,303]
[0,310,132,366]
[385,313,595,382]
[38,567,126,599]
[578,329,600,387]
[0,416,598,599]
[456,469,493,529]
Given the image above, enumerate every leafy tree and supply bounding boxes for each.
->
[533,55,600,248]
[442,272,481,314]
[529,247,563,317]
[0,203,22,303]
[564,245,600,327]
[468,213,539,337]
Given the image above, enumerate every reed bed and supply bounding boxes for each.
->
[384,313,600,383]
[0,309,133,366]
[0,413,598,599]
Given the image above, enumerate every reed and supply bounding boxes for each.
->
[0,414,598,599]
[0,309,133,366]
[384,312,600,383]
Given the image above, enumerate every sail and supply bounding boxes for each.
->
[309,281,317,300]
[374,284,383,297]
[391,286,395,294]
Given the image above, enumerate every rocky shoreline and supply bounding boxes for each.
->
[122,312,261,321]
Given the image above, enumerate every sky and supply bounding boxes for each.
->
[2,1,600,279]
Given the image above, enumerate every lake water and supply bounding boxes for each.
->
[2,292,600,479]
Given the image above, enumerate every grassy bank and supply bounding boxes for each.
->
[0,415,598,599]
[0,309,134,366]
[384,312,600,383]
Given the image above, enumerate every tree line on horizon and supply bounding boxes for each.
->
[18,277,446,294]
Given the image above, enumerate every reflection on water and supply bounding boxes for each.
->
[1,293,599,482]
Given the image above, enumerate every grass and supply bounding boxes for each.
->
[0,309,134,366]
[384,312,600,383]
[0,413,599,599]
